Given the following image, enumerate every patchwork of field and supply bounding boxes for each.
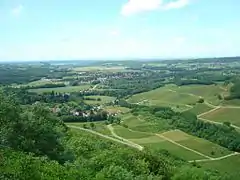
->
[73,66,127,72]
[187,103,213,115]
[84,96,116,105]
[201,107,240,127]
[162,130,231,158]
[200,155,240,179]
[27,79,64,86]
[167,84,225,106]
[113,125,152,139]
[121,114,171,133]
[104,106,131,114]
[29,85,90,93]
[128,84,226,111]
[128,87,198,111]
[66,122,111,136]
[143,139,205,161]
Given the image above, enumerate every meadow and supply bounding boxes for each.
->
[201,107,240,127]
[84,95,116,105]
[167,84,224,106]
[128,84,225,110]
[104,106,131,114]
[127,86,198,111]
[66,122,112,136]
[29,85,90,93]
[187,103,213,115]
[200,155,240,179]
[72,66,127,72]
[162,130,231,158]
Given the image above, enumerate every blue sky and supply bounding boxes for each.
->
[0,0,240,61]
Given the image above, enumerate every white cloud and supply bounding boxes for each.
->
[173,36,186,44]
[164,0,190,10]
[121,0,162,16]
[11,5,23,17]
[121,0,190,16]
[110,30,120,36]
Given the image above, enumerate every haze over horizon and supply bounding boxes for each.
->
[1,0,240,61]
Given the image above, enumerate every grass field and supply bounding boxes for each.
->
[222,99,240,106]
[200,155,240,179]
[201,108,240,127]
[187,103,213,115]
[113,125,152,139]
[162,130,231,158]
[84,96,116,105]
[73,66,127,72]
[29,85,90,93]
[27,79,63,86]
[128,86,198,111]
[104,106,130,114]
[163,130,232,158]
[167,84,224,106]
[140,137,205,161]
[66,122,111,136]
[121,114,170,133]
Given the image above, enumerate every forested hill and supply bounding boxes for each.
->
[0,91,233,180]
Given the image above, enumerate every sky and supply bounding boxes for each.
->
[0,0,240,61]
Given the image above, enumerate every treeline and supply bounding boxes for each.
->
[25,83,66,89]
[174,79,214,86]
[2,88,70,104]
[0,65,69,85]
[133,106,240,152]
[225,80,240,100]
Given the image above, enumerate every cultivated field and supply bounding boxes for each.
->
[113,125,152,139]
[121,114,171,133]
[104,106,131,114]
[167,84,224,106]
[128,86,198,111]
[84,96,116,105]
[29,85,90,93]
[201,107,240,127]
[66,122,111,136]
[200,155,240,179]
[73,66,127,72]
[187,103,213,115]
[162,130,231,158]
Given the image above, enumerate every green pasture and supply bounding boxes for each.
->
[201,107,240,127]
[113,125,152,139]
[167,84,224,106]
[84,96,116,105]
[144,139,205,161]
[66,122,111,136]
[200,155,240,179]
[128,86,198,110]
[72,66,127,72]
[29,85,90,93]
[104,106,131,114]
[162,130,231,158]
[187,103,213,115]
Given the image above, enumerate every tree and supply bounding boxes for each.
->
[90,122,95,129]
[197,98,204,103]
[0,92,70,163]
[223,121,231,127]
